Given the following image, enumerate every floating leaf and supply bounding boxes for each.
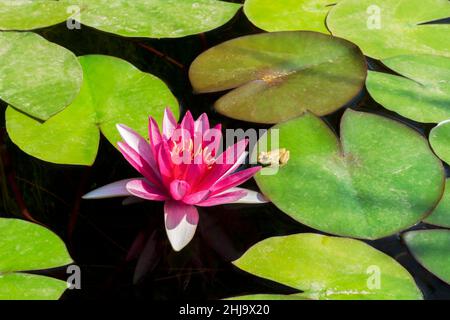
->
[76,0,241,38]
[0,0,73,30]
[189,31,366,123]
[424,179,450,228]
[227,294,307,300]
[244,0,335,34]
[234,233,422,300]
[0,218,72,300]
[404,230,450,285]
[430,120,450,164]
[327,0,450,59]
[254,110,444,239]
[6,55,179,166]
[367,55,450,123]
[0,31,82,120]
[0,0,240,38]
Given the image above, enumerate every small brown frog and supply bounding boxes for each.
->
[258,148,290,167]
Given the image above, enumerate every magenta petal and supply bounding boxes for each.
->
[126,179,167,201]
[211,166,261,195]
[196,190,247,207]
[194,113,209,135]
[163,108,177,139]
[182,190,210,205]
[164,200,199,251]
[181,111,195,137]
[169,180,191,200]
[224,188,269,204]
[116,124,157,168]
[196,139,248,191]
[156,141,174,187]
[82,179,135,199]
[118,142,162,187]
[149,116,163,154]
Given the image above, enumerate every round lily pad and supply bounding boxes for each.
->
[327,0,450,59]
[227,294,307,300]
[0,0,240,38]
[367,55,450,123]
[244,0,335,34]
[234,233,423,300]
[430,120,450,164]
[254,109,445,239]
[75,0,241,38]
[404,230,450,285]
[0,218,73,300]
[6,55,179,166]
[189,31,367,124]
[0,0,73,30]
[0,31,83,120]
[424,179,450,228]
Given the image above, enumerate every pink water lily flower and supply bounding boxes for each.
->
[83,108,267,251]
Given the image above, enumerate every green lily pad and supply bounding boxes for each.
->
[0,0,73,30]
[227,294,307,300]
[327,0,450,59]
[424,179,450,228]
[75,0,241,38]
[0,0,240,38]
[234,233,422,300]
[430,120,450,164]
[404,230,450,285]
[244,0,335,34]
[189,31,366,124]
[254,109,444,239]
[6,55,179,166]
[0,31,83,120]
[367,55,450,123]
[0,218,73,300]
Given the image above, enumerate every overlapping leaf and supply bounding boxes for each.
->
[6,55,179,166]
[0,31,82,120]
[0,0,73,30]
[0,218,72,300]
[430,120,450,164]
[254,110,444,239]
[425,179,450,228]
[0,0,241,38]
[244,0,335,34]
[367,55,450,123]
[327,0,450,59]
[404,230,450,285]
[233,233,422,300]
[189,31,366,124]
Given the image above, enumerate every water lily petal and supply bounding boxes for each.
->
[149,116,163,153]
[195,139,248,191]
[126,178,167,201]
[224,187,269,204]
[196,189,247,207]
[118,141,162,187]
[181,110,195,139]
[157,140,174,188]
[211,166,261,195]
[163,107,177,139]
[164,200,199,251]
[116,124,157,167]
[183,190,210,205]
[82,179,136,199]
[194,113,210,135]
[169,179,191,200]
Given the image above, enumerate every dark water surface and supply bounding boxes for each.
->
[1,1,449,300]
